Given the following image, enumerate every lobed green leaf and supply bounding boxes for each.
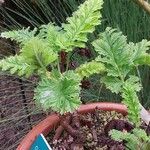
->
[20,37,58,69]
[34,71,81,114]
[62,0,104,51]
[101,76,122,94]
[1,27,37,45]
[0,55,36,77]
[93,27,129,79]
[122,78,141,127]
[76,60,106,78]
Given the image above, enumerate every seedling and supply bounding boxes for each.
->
[0,0,150,148]
[92,27,150,149]
[0,0,105,141]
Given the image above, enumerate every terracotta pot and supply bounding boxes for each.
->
[17,102,127,150]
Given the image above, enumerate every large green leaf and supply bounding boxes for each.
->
[1,27,37,45]
[0,37,58,77]
[20,37,58,69]
[93,27,130,79]
[110,128,150,150]
[134,54,150,66]
[34,71,81,114]
[101,76,122,94]
[92,27,150,127]
[122,77,141,126]
[61,0,104,51]
[76,60,106,78]
[0,55,37,77]
[127,40,150,63]
[39,23,62,52]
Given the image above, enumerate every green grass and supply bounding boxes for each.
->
[101,0,150,42]
[96,0,150,106]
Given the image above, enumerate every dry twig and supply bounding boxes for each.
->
[132,0,150,14]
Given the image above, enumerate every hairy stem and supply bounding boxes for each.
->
[59,51,68,72]
[60,116,80,138]
[72,111,81,128]
[66,52,72,72]
[53,115,71,141]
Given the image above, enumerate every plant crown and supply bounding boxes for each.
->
[0,0,104,114]
[92,28,150,126]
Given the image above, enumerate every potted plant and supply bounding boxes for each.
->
[0,0,150,149]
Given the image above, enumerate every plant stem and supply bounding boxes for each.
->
[59,51,68,72]
[72,111,80,128]
[61,121,80,137]
[60,115,80,138]
[57,58,61,74]
[136,66,144,104]
[65,52,71,71]
[53,115,71,141]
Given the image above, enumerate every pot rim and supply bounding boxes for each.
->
[17,102,127,150]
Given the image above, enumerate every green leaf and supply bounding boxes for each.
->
[110,128,150,150]
[92,28,146,127]
[0,37,58,77]
[133,128,150,142]
[127,40,150,63]
[110,129,139,149]
[62,0,104,51]
[39,23,62,52]
[20,37,58,69]
[0,55,36,77]
[34,71,81,114]
[76,60,106,78]
[110,129,137,142]
[134,54,150,66]
[125,76,142,92]
[101,76,122,94]
[1,27,37,45]
[142,142,150,150]
[122,79,141,126]
[93,27,130,79]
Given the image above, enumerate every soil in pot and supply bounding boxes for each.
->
[46,109,149,150]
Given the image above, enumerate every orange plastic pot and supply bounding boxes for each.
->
[17,102,127,150]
